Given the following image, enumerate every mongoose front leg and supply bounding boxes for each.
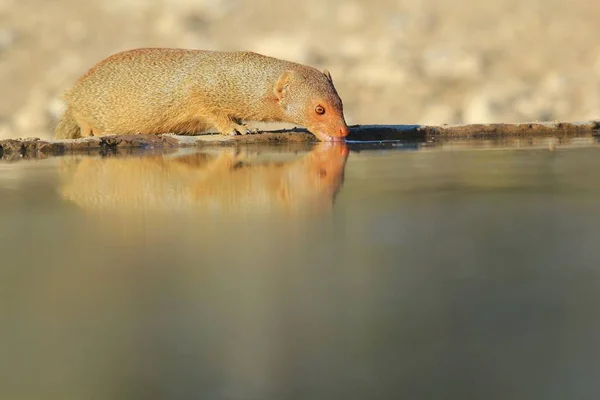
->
[234,118,259,135]
[227,123,252,136]
[209,115,258,136]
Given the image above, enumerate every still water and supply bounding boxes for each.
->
[2,138,600,399]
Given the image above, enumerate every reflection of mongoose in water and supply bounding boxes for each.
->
[55,48,349,142]
[59,144,349,216]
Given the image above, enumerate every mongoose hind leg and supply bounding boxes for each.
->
[73,115,95,137]
[79,123,93,137]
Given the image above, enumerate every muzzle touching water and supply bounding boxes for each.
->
[312,124,350,142]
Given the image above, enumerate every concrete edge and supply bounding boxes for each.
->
[1,120,599,160]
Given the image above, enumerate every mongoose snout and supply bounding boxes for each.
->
[55,48,351,142]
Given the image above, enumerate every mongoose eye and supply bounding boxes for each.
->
[315,105,326,115]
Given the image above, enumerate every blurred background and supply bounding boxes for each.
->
[1,0,600,140]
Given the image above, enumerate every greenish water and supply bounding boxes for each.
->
[2,139,600,399]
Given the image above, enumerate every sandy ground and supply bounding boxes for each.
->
[1,0,600,140]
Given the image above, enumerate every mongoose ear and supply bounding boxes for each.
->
[323,69,333,83]
[274,70,295,100]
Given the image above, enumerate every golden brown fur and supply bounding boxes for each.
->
[55,48,349,142]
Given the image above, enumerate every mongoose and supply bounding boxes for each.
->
[55,48,350,142]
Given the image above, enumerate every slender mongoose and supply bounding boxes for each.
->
[55,48,350,142]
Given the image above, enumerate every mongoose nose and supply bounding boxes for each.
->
[339,126,349,137]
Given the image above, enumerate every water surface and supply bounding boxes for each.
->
[2,138,600,399]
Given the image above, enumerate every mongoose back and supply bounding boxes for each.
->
[55,48,350,142]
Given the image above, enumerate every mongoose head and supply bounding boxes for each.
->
[274,68,349,142]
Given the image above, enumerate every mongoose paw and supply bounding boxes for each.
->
[225,126,245,136]
[239,126,259,135]
[228,124,258,136]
